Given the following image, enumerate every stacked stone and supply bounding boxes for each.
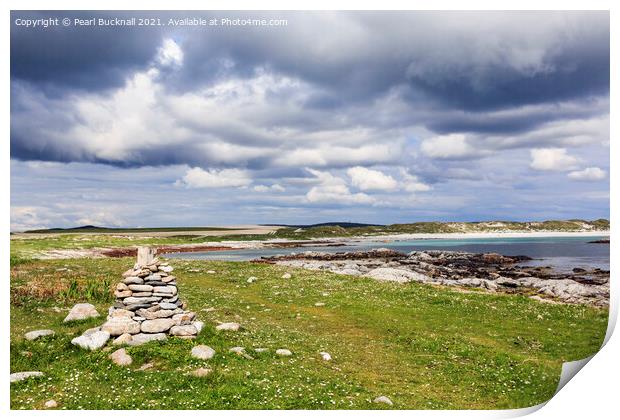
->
[101,248,203,345]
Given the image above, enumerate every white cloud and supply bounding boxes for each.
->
[399,168,432,192]
[176,167,252,188]
[10,206,52,232]
[157,38,184,67]
[305,169,374,205]
[420,134,482,159]
[530,148,579,171]
[253,184,285,192]
[568,167,607,181]
[347,166,398,191]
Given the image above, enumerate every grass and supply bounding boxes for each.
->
[10,256,608,410]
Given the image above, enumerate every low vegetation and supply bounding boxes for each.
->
[11,256,608,409]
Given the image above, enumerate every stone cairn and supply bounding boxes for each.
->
[101,246,203,346]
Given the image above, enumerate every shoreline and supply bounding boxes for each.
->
[342,230,610,243]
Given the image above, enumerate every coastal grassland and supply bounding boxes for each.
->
[10,257,608,409]
[9,218,610,261]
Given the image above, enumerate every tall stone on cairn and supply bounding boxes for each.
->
[102,246,203,345]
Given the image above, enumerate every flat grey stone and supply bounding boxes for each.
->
[24,329,55,341]
[128,333,167,346]
[10,371,44,383]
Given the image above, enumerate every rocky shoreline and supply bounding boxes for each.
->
[258,249,610,306]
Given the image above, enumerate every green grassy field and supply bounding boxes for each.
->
[10,256,608,410]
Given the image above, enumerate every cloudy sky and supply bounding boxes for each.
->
[10,11,610,230]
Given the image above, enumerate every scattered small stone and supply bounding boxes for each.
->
[190,367,212,377]
[254,347,269,353]
[191,345,216,360]
[373,396,393,405]
[11,371,44,383]
[281,273,292,279]
[230,346,254,359]
[276,348,293,357]
[247,276,257,283]
[202,307,216,312]
[137,362,154,371]
[319,351,332,361]
[110,348,132,366]
[314,302,325,307]
[24,329,55,341]
[63,303,100,322]
[44,400,58,408]
[206,270,216,274]
[216,322,240,331]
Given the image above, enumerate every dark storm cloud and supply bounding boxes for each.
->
[10,10,610,169]
[11,11,164,92]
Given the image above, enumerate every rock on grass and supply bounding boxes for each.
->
[373,396,393,405]
[24,329,54,341]
[71,327,110,351]
[216,322,240,331]
[276,348,293,357]
[190,367,212,377]
[191,345,216,360]
[110,348,132,366]
[44,400,58,408]
[10,371,44,383]
[63,303,100,322]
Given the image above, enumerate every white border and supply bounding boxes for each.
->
[3,1,616,419]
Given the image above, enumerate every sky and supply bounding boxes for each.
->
[10,11,610,230]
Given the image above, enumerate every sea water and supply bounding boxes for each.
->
[164,235,610,272]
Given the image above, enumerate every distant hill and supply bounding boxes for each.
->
[22,219,609,236]
[23,226,236,234]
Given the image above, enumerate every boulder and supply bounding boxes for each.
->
[71,328,110,350]
[63,303,100,322]
[108,308,134,319]
[110,348,132,366]
[123,296,161,305]
[140,318,176,333]
[172,312,196,325]
[24,329,55,341]
[216,322,240,331]
[112,333,133,346]
[114,290,133,298]
[191,345,216,360]
[128,333,167,346]
[122,276,144,285]
[101,317,141,336]
[128,284,154,292]
[193,321,205,333]
[364,268,430,284]
[170,324,198,336]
